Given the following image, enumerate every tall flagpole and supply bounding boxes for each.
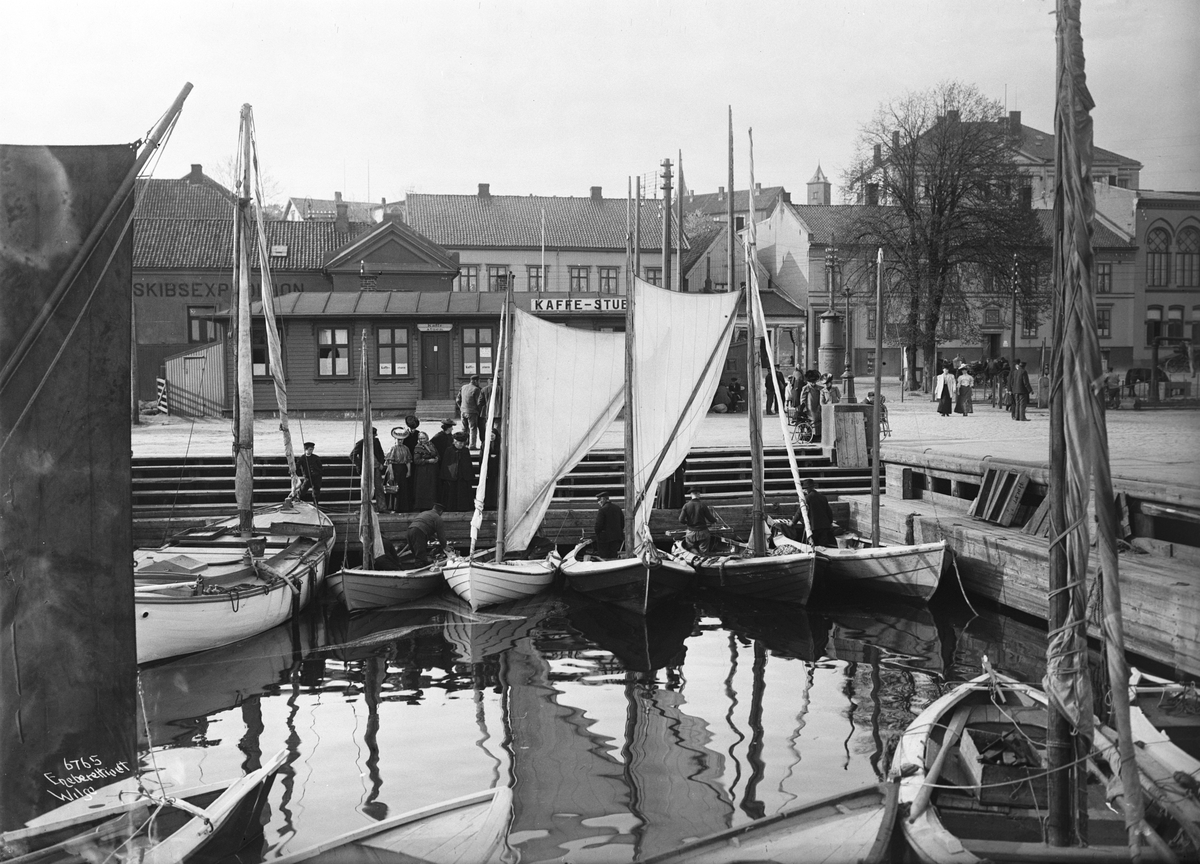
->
[676,150,685,291]
[746,129,765,555]
[625,178,640,555]
[871,249,884,548]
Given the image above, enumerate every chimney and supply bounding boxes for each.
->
[892,130,900,150]
[946,109,960,123]
[873,144,882,167]
[478,183,491,198]
[188,164,204,184]
[755,182,762,192]
[334,191,348,231]
[590,186,602,201]
[718,186,725,200]
[866,183,879,206]
[1009,110,1022,136]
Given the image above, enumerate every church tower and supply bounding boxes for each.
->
[807,164,831,205]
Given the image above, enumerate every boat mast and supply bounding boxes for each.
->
[871,248,884,547]
[359,331,375,569]
[625,179,640,555]
[495,275,515,562]
[745,126,766,556]
[234,104,255,537]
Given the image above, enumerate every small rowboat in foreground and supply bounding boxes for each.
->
[442,551,559,612]
[0,749,286,864]
[274,786,512,863]
[639,782,898,864]
[326,558,445,611]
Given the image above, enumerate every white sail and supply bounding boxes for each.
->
[629,277,740,539]
[504,308,625,551]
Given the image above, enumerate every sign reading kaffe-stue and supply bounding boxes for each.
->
[531,297,627,313]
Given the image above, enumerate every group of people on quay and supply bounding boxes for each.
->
[934,355,1032,421]
[294,413,500,515]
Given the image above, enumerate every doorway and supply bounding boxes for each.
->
[421,332,452,398]
[984,333,1001,358]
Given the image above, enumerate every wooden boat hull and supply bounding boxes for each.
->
[890,672,1197,864]
[326,562,444,611]
[273,787,512,863]
[640,781,898,864]
[134,502,333,664]
[2,750,286,864]
[442,555,558,612]
[560,553,695,615]
[776,534,946,600]
[672,541,815,604]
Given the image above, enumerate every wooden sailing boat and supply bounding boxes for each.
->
[133,105,334,664]
[442,280,561,611]
[889,4,1198,860]
[670,119,816,605]
[326,333,444,610]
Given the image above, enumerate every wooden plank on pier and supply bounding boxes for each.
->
[970,468,1029,527]
[834,411,868,468]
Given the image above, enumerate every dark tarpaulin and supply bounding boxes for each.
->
[0,143,137,828]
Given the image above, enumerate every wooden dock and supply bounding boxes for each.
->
[849,445,1200,677]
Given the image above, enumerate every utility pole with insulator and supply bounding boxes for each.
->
[661,158,673,290]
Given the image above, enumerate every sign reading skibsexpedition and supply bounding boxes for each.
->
[532,297,627,313]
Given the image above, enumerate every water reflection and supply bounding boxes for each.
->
[27,588,1066,861]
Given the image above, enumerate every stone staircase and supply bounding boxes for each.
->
[415,399,459,423]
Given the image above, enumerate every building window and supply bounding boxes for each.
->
[462,326,494,376]
[867,307,877,340]
[1021,306,1038,338]
[1192,306,1200,343]
[187,306,218,343]
[598,267,619,295]
[318,327,350,377]
[1177,227,1199,288]
[251,327,268,376]
[1095,262,1112,294]
[1167,305,1185,339]
[569,266,590,292]
[644,267,662,286]
[1096,306,1112,338]
[1147,227,1171,287]
[527,265,546,292]
[1145,306,1163,346]
[984,307,1001,327]
[487,266,510,292]
[377,327,409,376]
[866,351,876,375]
[455,265,479,293]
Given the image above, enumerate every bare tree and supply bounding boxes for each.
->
[841,81,1047,389]
[211,153,286,219]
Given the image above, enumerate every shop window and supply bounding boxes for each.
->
[1167,305,1185,339]
[1145,306,1163,346]
[598,267,619,295]
[487,266,510,292]
[1095,306,1112,339]
[318,327,350,377]
[377,327,409,376]
[1193,307,1200,343]
[455,265,479,293]
[1094,262,1112,294]
[569,266,591,292]
[462,326,494,376]
[187,306,218,343]
[251,327,268,376]
[1177,227,1199,288]
[644,267,661,286]
[1147,228,1171,287]
[527,265,547,292]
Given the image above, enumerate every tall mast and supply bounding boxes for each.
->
[359,331,375,569]
[661,158,673,290]
[676,150,685,292]
[234,104,255,537]
[745,127,765,556]
[726,107,735,300]
[625,177,641,555]
[871,249,884,547]
[495,275,515,562]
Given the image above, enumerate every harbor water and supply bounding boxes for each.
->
[126,584,1059,862]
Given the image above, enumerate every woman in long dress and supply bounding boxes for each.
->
[384,429,412,513]
[954,366,975,416]
[412,431,439,510]
[934,364,955,416]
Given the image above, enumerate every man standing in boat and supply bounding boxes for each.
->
[407,503,449,565]
[678,488,718,554]
[794,478,838,547]
[295,441,323,508]
[593,491,624,558]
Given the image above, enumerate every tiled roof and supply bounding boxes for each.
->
[135,220,374,270]
[685,186,789,217]
[134,174,234,220]
[252,291,505,317]
[787,203,1132,251]
[1015,123,1140,168]
[405,193,679,250]
[286,196,379,223]
[681,222,723,274]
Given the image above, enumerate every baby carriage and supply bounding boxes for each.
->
[786,405,815,445]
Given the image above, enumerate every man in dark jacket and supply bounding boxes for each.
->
[350,427,387,507]
[793,478,837,547]
[678,489,718,554]
[431,419,456,461]
[295,441,323,507]
[438,432,476,511]
[593,491,625,559]
[407,503,449,565]
[1012,360,1032,421]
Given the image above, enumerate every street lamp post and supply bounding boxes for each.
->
[829,239,856,402]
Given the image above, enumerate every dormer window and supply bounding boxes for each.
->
[270,244,288,258]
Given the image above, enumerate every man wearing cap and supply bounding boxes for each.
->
[458,375,484,449]
[439,431,476,511]
[679,489,718,554]
[350,427,387,508]
[407,503,449,565]
[793,478,838,547]
[593,491,625,559]
[1012,360,1032,421]
[431,419,456,460]
[295,441,323,507]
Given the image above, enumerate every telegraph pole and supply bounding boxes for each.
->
[661,158,673,290]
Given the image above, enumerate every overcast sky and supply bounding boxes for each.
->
[3,0,1197,205]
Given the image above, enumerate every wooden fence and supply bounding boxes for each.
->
[163,342,225,418]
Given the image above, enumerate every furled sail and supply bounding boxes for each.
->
[504,308,625,551]
[629,277,741,540]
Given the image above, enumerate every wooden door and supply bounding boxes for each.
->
[421,332,452,398]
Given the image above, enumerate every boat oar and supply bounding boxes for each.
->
[909,705,972,822]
